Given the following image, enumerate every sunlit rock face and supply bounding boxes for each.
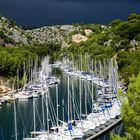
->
[84,29,93,36]
[72,34,88,43]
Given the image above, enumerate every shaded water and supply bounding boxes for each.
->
[0,0,140,27]
[0,70,124,140]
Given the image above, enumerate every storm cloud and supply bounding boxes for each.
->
[0,0,140,27]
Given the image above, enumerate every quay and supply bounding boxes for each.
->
[85,117,122,140]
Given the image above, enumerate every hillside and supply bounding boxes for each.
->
[26,25,80,44]
[0,16,80,47]
[0,16,30,46]
[0,13,140,85]
[59,13,140,84]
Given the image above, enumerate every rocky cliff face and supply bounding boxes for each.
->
[26,25,79,44]
[0,16,80,47]
[0,17,30,46]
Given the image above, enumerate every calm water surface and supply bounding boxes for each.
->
[0,0,140,27]
[0,70,124,140]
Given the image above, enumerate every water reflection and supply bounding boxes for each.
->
[0,71,124,140]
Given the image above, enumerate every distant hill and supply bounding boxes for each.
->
[60,13,140,85]
[0,16,80,47]
[1,13,140,85]
[0,16,30,46]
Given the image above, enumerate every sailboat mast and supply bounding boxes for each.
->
[80,54,82,71]
[91,76,94,113]
[33,99,36,137]
[68,76,70,123]
[56,84,59,127]
[62,99,65,122]
[23,61,26,90]
[31,59,33,84]
[72,80,75,120]
[95,59,97,75]
[99,60,102,77]
[14,100,17,140]
[79,78,82,118]
[46,91,49,135]
[70,90,72,121]
[84,82,87,116]
[42,96,45,130]
[17,69,19,92]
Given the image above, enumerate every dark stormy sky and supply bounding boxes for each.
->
[0,0,140,27]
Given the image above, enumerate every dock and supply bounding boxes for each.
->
[85,118,122,140]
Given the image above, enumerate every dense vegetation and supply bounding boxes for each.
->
[0,42,61,77]
[0,29,15,44]
[59,13,140,85]
[112,73,140,140]
[1,13,140,85]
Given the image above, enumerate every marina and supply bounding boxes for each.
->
[0,1,139,138]
[0,57,125,140]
